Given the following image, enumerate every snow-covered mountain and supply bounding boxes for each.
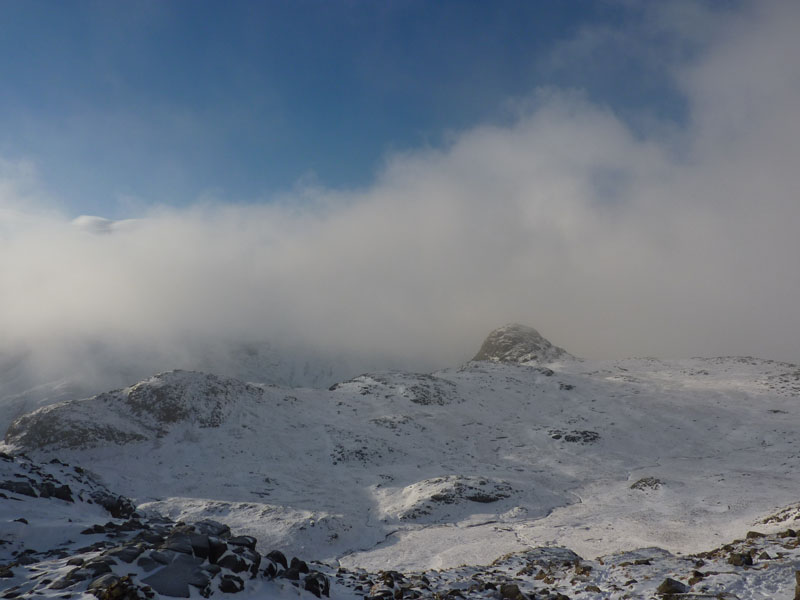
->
[0,339,392,436]
[2,324,800,599]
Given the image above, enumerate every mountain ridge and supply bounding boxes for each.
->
[4,370,265,451]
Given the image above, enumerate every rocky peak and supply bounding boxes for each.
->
[121,370,263,428]
[4,370,264,452]
[472,324,572,364]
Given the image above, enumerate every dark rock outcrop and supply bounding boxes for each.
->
[4,505,329,599]
[473,324,572,364]
[397,475,515,521]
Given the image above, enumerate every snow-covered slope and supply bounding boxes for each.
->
[4,454,800,600]
[0,340,387,436]
[3,325,800,598]
[0,452,136,561]
[0,452,337,599]
[5,371,264,450]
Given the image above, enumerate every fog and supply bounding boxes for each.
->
[1,2,799,403]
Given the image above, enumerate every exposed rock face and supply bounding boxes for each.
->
[4,370,264,452]
[387,475,515,522]
[330,371,459,405]
[472,324,572,364]
[630,477,663,491]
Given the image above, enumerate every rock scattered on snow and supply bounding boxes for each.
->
[548,429,600,444]
[4,451,800,599]
[630,477,663,491]
[331,371,459,406]
[2,492,330,600]
[0,453,137,561]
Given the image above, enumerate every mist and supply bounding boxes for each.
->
[1,1,799,405]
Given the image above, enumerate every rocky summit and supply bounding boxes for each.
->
[471,324,571,364]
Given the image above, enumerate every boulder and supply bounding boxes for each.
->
[90,491,136,518]
[88,574,141,600]
[499,582,526,600]
[39,481,74,501]
[188,533,210,558]
[217,552,249,573]
[266,549,288,570]
[161,533,194,555]
[194,519,231,538]
[305,571,330,598]
[106,544,145,563]
[656,577,688,595]
[0,480,37,497]
[227,535,257,550]
[794,570,800,600]
[141,553,207,597]
[208,538,228,563]
[219,574,245,593]
[290,557,310,573]
[728,552,753,567]
[136,555,161,573]
[87,573,120,590]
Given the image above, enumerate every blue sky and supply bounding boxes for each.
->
[2,0,691,218]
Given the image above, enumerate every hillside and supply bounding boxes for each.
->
[0,340,384,437]
[2,325,800,598]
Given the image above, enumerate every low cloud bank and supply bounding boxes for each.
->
[1,1,799,402]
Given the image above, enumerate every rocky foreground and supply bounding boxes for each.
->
[3,452,800,600]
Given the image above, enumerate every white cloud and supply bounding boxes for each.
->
[1,0,799,400]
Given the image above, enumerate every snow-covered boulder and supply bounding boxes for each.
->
[379,475,515,523]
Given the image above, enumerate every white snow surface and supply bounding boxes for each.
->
[4,351,800,579]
